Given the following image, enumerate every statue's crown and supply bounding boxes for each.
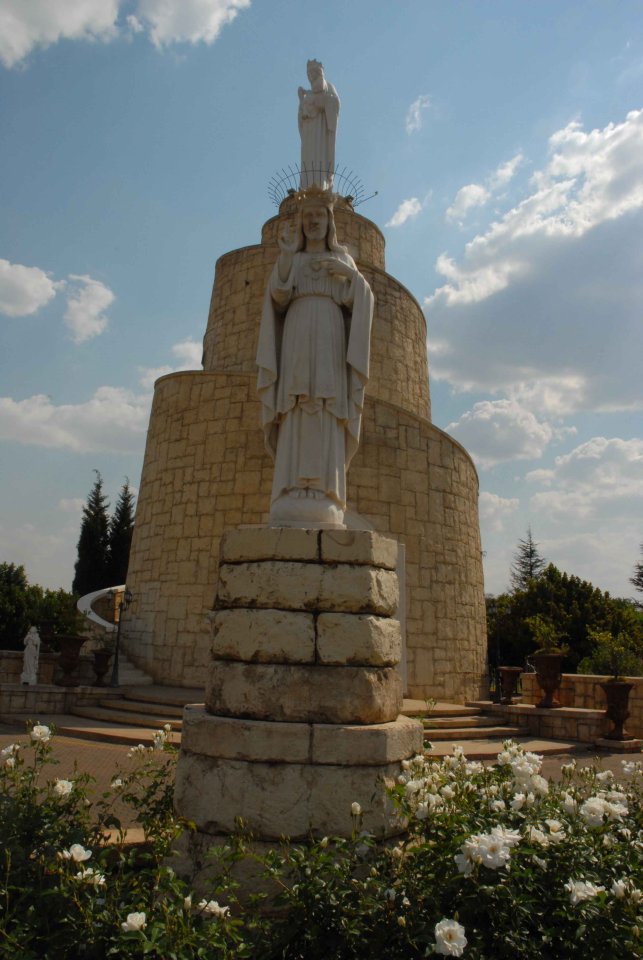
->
[293,183,335,206]
[307,58,323,73]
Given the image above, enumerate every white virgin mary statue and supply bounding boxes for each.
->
[257,188,374,528]
[298,60,340,189]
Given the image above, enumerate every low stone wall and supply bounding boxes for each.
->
[0,650,109,690]
[520,672,643,740]
[0,650,56,684]
[0,682,120,719]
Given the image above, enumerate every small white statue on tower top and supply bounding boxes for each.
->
[298,59,340,190]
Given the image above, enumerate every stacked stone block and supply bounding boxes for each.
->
[174,527,424,840]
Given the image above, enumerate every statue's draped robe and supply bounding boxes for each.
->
[298,82,340,188]
[257,250,373,510]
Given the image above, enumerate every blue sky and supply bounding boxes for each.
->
[0,0,641,599]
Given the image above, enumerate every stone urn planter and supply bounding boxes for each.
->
[92,648,113,687]
[531,652,564,708]
[55,635,87,687]
[498,666,523,704]
[600,680,635,740]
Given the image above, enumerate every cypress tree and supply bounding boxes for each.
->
[630,543,643,600]
[509,526,546,592]
[107,479,136,586]
[72,471,110,596]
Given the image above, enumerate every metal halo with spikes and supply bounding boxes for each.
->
[268,164,377,208]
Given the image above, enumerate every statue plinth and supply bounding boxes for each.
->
[173,527,423,887]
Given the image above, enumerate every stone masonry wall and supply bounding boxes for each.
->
[124,371,486,700]
[521,672,643,740]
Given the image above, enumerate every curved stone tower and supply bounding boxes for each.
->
[124,197,488,701]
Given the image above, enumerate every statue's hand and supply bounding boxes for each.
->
[298,86,305,101]
[278,224,299,254]
[322,258,355,281]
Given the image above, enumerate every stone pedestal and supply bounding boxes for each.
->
[174,527,423,852]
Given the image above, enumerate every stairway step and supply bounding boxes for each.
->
[71,704,182,731]
[425,738,584,760]
[44,713,182,747]
[99,697,184,718]
[121,685,204,707]
[402,699,482,719]
[426,725,521,741]
[423,716,508,730]
[119,668,154,681]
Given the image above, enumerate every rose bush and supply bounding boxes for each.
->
[0,723,641,958]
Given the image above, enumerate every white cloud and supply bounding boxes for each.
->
[527,436,643,521]
[135,0,251,49]
[427,109,643,414]
[0,0,250,68]
[0,387,150,453]
[126,14,144,34]
[0,259,58,317]
[63,275,115,343]
[0,335,204,453]
[478,491,519,532]
[446,183,490,222]
[171,337,202,366]
[138,336,202,389]
[386,197,423,228]
[0,0,119,69]
[489,153,524,190]
[58,497,85,514]
[405,94,431,134]
[0,519,75,589]
[446,399,568,468]
[446,154,523,223]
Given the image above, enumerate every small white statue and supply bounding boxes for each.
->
[21,625,41,685]
[257,187,373,528]
[298,59,340,189]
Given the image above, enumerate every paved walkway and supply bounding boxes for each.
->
[0,720,178,829]
[2,718,641,832]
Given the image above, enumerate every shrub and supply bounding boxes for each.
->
[1,724,641,958]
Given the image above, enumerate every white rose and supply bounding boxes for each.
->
[61,843,91,862]
[611,879,628,899]
[434,918,467,956]
[565,879,605,905]
[197,899,230,918]
[121,911,147,932]
[53,779,73,798]
[351,802,362,817]
[30,724,51,743]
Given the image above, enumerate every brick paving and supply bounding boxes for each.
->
[3,718,641,829]
[0,720,179,828]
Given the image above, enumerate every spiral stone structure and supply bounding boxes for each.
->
[124,197,488,702]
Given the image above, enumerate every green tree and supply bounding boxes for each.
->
[0,563,31,649]
[72,471,110,596]
[106,478,135,586]
[631,542,643,602]
[487,563,643,671]
[509,526,546,592]
[0,564,79,650]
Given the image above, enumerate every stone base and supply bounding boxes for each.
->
[168,831,283,904]
[176,707,422,840]
[595,737,643,752]
[182,705,422,765]
[176,755,406,841]
[269,492,345,529]
[174,527,419,849]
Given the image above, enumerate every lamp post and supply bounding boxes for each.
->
[110,587,133,688]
